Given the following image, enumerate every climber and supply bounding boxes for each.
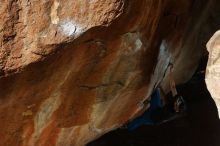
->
[127,63,187,130]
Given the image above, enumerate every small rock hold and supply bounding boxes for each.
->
[22,110,33,117]
[27,104,36,109]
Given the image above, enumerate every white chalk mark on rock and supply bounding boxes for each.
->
[59,19,83,37]
[134,39,142,52]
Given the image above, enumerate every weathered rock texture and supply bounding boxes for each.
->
[0,0,219,146]
[206,31,220,118]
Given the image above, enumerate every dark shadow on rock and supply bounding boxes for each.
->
[87,66,220,146]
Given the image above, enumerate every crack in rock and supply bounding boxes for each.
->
[79,81,124,90]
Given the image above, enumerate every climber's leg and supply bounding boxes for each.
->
[150,88,163,110]
[150,64,187,124]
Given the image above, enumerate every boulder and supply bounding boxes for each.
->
[0,0,219,145]
[206,30,220,118]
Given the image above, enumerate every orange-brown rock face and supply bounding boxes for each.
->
[0,0,219,146]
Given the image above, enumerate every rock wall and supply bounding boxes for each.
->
[0,0,219,146]
[206,31,220,118]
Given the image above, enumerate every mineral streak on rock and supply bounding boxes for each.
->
[51,0,60,25]
[0,0,220,146]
